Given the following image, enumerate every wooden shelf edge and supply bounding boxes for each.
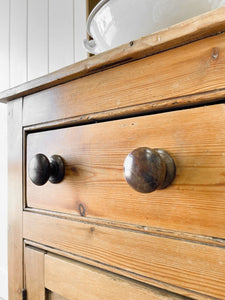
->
[1,7,225,103]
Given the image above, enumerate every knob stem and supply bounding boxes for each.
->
[49,155,65,184]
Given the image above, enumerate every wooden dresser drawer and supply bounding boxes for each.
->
[24,212,225,299]
[24,246,189,299]
[26,103,225,238]
[43,253,185,300]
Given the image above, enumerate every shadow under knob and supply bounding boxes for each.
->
[28,153,65,186]
[123,147,176,193]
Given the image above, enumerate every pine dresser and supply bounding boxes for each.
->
[2,7,225,300]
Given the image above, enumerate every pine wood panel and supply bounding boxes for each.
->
[1,6,225,103]
[45,254,187,300]
[24,247,45,299]
[26,104,225,238]
[46,291,67,300]
[0,104,8,300]
[23,212,225,299]
[23,32,225,126]
[8,99,23,298]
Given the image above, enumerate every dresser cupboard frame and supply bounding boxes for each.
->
[3,7,225,299]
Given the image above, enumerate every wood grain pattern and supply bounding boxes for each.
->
[24,209,225,249]
[46,291,67,300]
[23,32,225,126]
[26,238,195,299]
[26,104,225,238]
[23,211,225,299]
[24,247,45,299]
[45,253,188,300]
[8,99,23,298]
[23,88,225,133]
[0,104,8,300]
[1,7,225,103]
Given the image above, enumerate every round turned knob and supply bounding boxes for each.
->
[123,147,176,193]
[28,154,65,186]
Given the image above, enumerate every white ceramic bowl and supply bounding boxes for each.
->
[84,0,225,54]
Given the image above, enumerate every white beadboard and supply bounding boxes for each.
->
[28,0,48,81]
[0,104,8,300]
[74,0,88,62]
[49,0,74,72]
[0,268,8,300]
[10,0,27,87]
[0,0,9,92]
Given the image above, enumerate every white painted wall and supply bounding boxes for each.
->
[0,1,88,299]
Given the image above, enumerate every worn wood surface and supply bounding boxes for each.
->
[24,208,225,249]
[23,211,225,299]
[45,253,188,300]
[23,88,225,132]
[46,291,67,300]
[23,32,225,126]
[8,99,23,298]
[24,246,45,299]
[26,104,225,239]
[25,239,216,300]
[1,7,225,104]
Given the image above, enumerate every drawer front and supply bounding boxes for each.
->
[23,33,225,127]
[26,104,225,238]
[44,254,186,300]
[24,212,225,299]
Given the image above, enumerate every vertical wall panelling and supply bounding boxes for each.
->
[28,0,48,81]
[0,104,8,300]
[74,0,88,62]
[49,0,74,73]
[0,0,9,92]
[10,0,27,87]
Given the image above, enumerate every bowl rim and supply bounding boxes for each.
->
[86,0,110,36]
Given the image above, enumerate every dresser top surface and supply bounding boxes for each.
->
[1,6,225,104]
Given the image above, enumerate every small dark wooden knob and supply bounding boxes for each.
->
[29,153,65,186]
[123,147,176,193]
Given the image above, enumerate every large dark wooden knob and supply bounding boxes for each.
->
[123,147,176,193]
[28,154,65,186]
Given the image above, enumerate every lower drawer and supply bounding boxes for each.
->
[24,245,189,299]
[26,104,225,238]
[24,212,225,299]
[45,254,185,300]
